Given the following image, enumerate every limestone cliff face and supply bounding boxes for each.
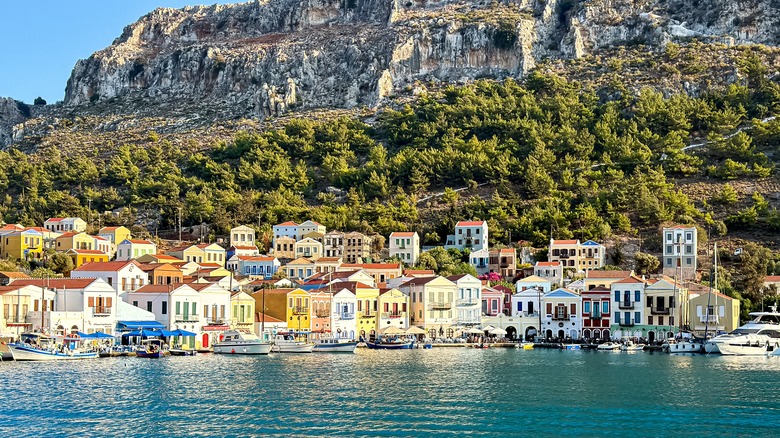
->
[50,0,780,120]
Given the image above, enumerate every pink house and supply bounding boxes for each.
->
[481,286,504,317]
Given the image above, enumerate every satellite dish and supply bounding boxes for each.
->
[734,248,742,256]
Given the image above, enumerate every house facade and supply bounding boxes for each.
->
[70,260,148,294]
[297,220,326,240]
[323,231,344,258]
[581,286,612,340]
[293,237,323,260]
[343,231,372,263]
[469,249,490,276]
[489,248,517,279]
[388,232,420,266]
[689,291,740,334]
[662,226,697,280]
[541,288,582,340]
[330,287,357,340]
[44,217,87,233]
[610,276,648,341]
[400,276,457,339]
[446,220,489,252]
[116,239,157,261]
[274,236,296,260]
[378,288,410,332]
[230,225,256,248]
[447,274,481,326]
[286,288,311,333]
[534,261,562,286]
[98,226,131,246]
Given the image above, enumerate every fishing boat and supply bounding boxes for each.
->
[272,334,315,353]
[8,333,98,361]
[136,339,165,358]
[596,342,621,351]
[313,338,358,353]
[214,330,272,355]
[365,337,415,350]
[620,340,646,352]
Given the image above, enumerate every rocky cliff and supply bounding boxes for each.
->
[2,0,779,147]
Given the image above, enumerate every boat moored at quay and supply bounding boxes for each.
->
[214,330,272,355]
[8,333,98,361]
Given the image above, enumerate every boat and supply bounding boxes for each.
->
[136,339,165,358]
[169,348,197,356]
[214,330,272,355]
[272,334,315,353]
[563,344,581,350]
[8,333,98,361]
[473,343,490,349]
[596,342,621,351]
[313,338,358,353]
[666,336,705,354]
[620,340,646,352]
[716,330,780,356]
[365,337,415,350]
[706,307,780,354]
[520,342,534,350]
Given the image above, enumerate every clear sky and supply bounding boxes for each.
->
[0,1,233,104]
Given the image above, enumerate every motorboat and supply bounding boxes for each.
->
[313,338,358,353]
[9,333,98,361]
[717,330,780,356]
[596,342,621,351]
[620,340,646,352]
[706,307,780,354]
[169,348,197,356]
[272,334,315,353]
[214,330,272,355]
[136,339,165,358]
[517,342,534,350]
[563,344,581,350]
[365,337,415,350]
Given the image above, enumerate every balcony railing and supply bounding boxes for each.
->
[589,313,602,320]
[315,310,330,318]
[91,306,112,316]
[359,312,375,319]
[552,314,570,321]
[174,314,199,322]
[338,313,355,320]
[699,315,719,323]
[293,306,309,315]
[618,301,634,309]
[651,307,671,315]
[207,318,227,325]
[431,302,452,310]
[559,253,570,259]
[5,316,26,324]
[457,300,479,307]
[618,320,635,327]
[381,312,405,319]
[522,311,539,317]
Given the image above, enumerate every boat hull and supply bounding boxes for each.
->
[365,340,415,350]
[214,342,273,355]
[668,342,704,354]
[9,344,98,361]
[136,350,164,358]
[272,343,315,353]
[169,349,197,356]
[313,342,358,353]
[718,343,769,356]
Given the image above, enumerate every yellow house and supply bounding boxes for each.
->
[689,290,740,334]
[168,243,226,266]
[66,249,110,269]
[286,288,311,333]
[353,282,380,339]
[98,226,132,246]
[136,253,183,264]
[55,232,95,252]
[231,291,256,332]
[0,229,44,260]
[378,287,410,332]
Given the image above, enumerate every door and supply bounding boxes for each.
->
[183,302,189,321]
[202,333,209,348]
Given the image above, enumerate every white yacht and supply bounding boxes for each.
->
[272,334,315,353]
[313,338,358,353]
[705,308,780,355]
[596,342,621,351]
[213,330,272,355]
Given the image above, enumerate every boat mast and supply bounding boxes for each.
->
[260,286,266,340]
[704,243,717,340]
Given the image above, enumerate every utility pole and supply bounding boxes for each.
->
[178,207,182,245]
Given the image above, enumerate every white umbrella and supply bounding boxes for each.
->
[467,327,484,334]
[382,326,406,335]
[490,328,507,336]
[405,326,427,335]
[482,325,495,331]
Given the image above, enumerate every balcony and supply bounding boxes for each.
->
[699,315,719,323]
[430,302,452,310]
[381,312,405,319]
[359,312,375,319]
[174,314,199,322]
[589,313,602,320]
[5,316,26,324]
[552,314,570,321]
[457,300,479,307]
[559,253,570,259]
[292,306,309,315]
[314,310,330,318]
[91,306,112,316]
[618,301,634,310]
[338,313,355,320]
[522,311,539,317]
[207,318,227,325]
[651,307,671,315]
[618,320,635,327]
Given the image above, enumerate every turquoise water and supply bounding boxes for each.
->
[1,349,779,437]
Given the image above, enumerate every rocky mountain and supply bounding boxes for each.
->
[2,0,779,148]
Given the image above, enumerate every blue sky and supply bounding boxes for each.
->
[0,1,233,103]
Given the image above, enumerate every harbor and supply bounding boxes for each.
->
[1,348,779,437]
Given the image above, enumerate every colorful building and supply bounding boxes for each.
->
[66,249,110,268]
[541,288,582,340]
[0,229,44,260]
[286,288,311,333]
[377,287,410,332]
[581,286,612,341]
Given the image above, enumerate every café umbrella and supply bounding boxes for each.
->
[490,328,508,336]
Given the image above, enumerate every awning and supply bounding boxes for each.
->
[117,320,165,330]
[171,329,197,337]
[202,325,230,331]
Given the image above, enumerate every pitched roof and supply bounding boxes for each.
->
[255,312,283,323]
[341,263,401,270]
[535,261,561,267]
[456,220,486,227]
[275,221,299,227]
[581,240,602,246]
[240,256,276,262]
[611,275,645,284]
[551,239,578,245]
[587,270,633,279]
[133,284,176,294]
[11,278,98,289]
[583,286,611,293]
[329,270,363,279]
[517,275,549,283]
[151,254,179,260]
[499,248,515,254]
[765,276,780,282]
[99,226,121,231]
[72,260,137,272]
[333,281,375,291]
[315,257,342,263]
[545,288,579,298]
[232,245,258,250]
[390,232,416,237]
[446,274,473,282]
[0,271,30,279]
[46,218,64,222]
[403,269,434,276]
[69,249,107,255]
[399,276,439,287]
[127,239,154,245]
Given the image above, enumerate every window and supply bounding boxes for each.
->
[176,302,181,315]
[686,232,692,241]
[666,245,672,254]
[614,312,620,323]
[634,312,640,322]
[614,291,620,302]
[133,301,138,307]
[517,302,522,312]
[658,316,664,325]
[648,315,653,325]
[162,302,167,315]
[584,302,591,313]
[666,233,672,242]
[634,291,640,302]
[147,301,153,312]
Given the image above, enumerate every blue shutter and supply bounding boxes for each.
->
[517,302,522,312]
[635,312,641,324]
[614,291,619,301]
[584,302,591,313]
[603,301,609,314]
[635,290,640,302]
[614,312,620,323]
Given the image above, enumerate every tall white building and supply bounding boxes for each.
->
[662,226,697,280]
[445,220,488,252]
[389,232,420,266]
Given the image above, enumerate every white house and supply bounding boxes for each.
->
[331,287,358,340]
[447,274,481,326]
[44,217,87,233]
[515,275,552,294]
[541,288,582,340]
[189,282,232,348]
[468,248,490,276]
[610,276,646,340]
[534,261,562,286]
[662,225,697,280]
[297,220,326,240]
[230,225,256,248]
[388,232,420,266]
[125,284,204,340]
[511,287,546,341]
[446,220,489,252]
[93,236,113,258]
[70,260,148,294]
[116,239,157,261]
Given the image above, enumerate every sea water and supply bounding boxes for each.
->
[1,348,779,437]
